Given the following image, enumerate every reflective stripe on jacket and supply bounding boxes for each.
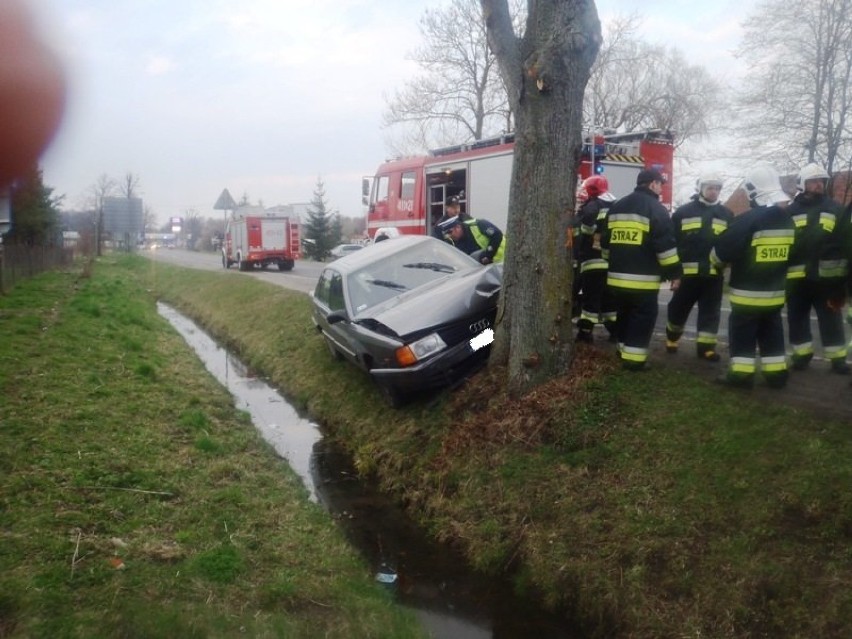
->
[712,204,795,311]
[465,219,505,263]
[671,197,733,277]
[600,186,681,292]
[786,192,847,285]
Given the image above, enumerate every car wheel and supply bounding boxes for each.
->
[324,337,343,361]
[376,381,406,408]
[278,259,294,271]
[222,254,229,269]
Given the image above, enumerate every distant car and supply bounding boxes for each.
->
[329,243,364,260]
[310,236,501,407]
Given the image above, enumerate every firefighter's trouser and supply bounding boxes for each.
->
[577,268,617,336]
[611,288,658,369]
[571,260,582,319]
[726,307,788,388]
[786,279,848,365]
[666,275,724,356]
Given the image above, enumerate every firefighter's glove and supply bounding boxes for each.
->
[480,255,493,265]
[826,296,846,313]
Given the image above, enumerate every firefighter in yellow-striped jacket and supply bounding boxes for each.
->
[665,173,734,361]
[784,163,849,374]
[710,164,795,389]
[576,176,618,343]
[600,169,682,371]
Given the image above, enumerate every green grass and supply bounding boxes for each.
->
[10,258,852,638]
[0,258,424,638]
[143,253,852,638]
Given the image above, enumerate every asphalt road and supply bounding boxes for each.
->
[144,247,324,294]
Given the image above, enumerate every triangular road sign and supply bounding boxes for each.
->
[214,188,237,210]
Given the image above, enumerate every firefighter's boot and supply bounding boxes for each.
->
[831,359,850,375]
[576,330,593,344]
[697,345,720,362]
[791,353,812,371]
[604,321,618,343]
[576,318,594,344]
[665,323,681,354]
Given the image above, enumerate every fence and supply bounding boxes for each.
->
[0,244,75,294]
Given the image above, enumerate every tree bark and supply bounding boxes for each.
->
[482,0,601,397]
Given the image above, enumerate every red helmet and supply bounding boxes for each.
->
[582,175,609,198]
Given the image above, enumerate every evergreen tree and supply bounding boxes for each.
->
[330,212,343,246]
[303,177,335,260]
[7,166,62,246]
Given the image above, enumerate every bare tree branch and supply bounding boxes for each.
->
[383,0,516,150]
[119,172,141,199]
[735,0,852,173]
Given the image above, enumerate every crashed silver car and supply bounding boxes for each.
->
[310,235,501,407]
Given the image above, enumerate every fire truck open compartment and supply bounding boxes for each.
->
[424,139,515,230]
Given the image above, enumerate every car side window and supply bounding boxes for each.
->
[327,272,345,312]
[315,270,332,306]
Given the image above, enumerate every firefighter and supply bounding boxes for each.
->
[437,215,505,264]
[600,168,682,371]
[569,184,589,318]
[665,173,734,361]
[845,200,852,342]
[785,163,849,374]
[576,175,617,343]
[710,163,795,389]
[431,195,471,239]
[845,202,852,385]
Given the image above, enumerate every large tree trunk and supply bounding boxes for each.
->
[482,0,601,396]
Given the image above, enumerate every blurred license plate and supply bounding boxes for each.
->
[469,328,494,352]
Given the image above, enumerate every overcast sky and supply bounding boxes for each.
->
[32,0,753,225]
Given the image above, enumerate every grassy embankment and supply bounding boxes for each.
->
[144,254,852,638]
[0,257,424,638]
[2,259,852,637]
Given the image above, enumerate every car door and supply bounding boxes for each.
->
[314,268,360,365]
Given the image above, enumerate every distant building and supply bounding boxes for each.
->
[62,231,80,248]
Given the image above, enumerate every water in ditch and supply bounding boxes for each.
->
[158,302,580,638]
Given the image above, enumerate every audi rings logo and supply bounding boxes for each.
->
[469,318,490,334]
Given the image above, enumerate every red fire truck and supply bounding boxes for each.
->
[222,210,300,271]
[363,129,675,238]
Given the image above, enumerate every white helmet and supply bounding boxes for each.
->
[696,173,724,202]
[796,162,829,191]
[743,163,788,207]
[696,172,723,192]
